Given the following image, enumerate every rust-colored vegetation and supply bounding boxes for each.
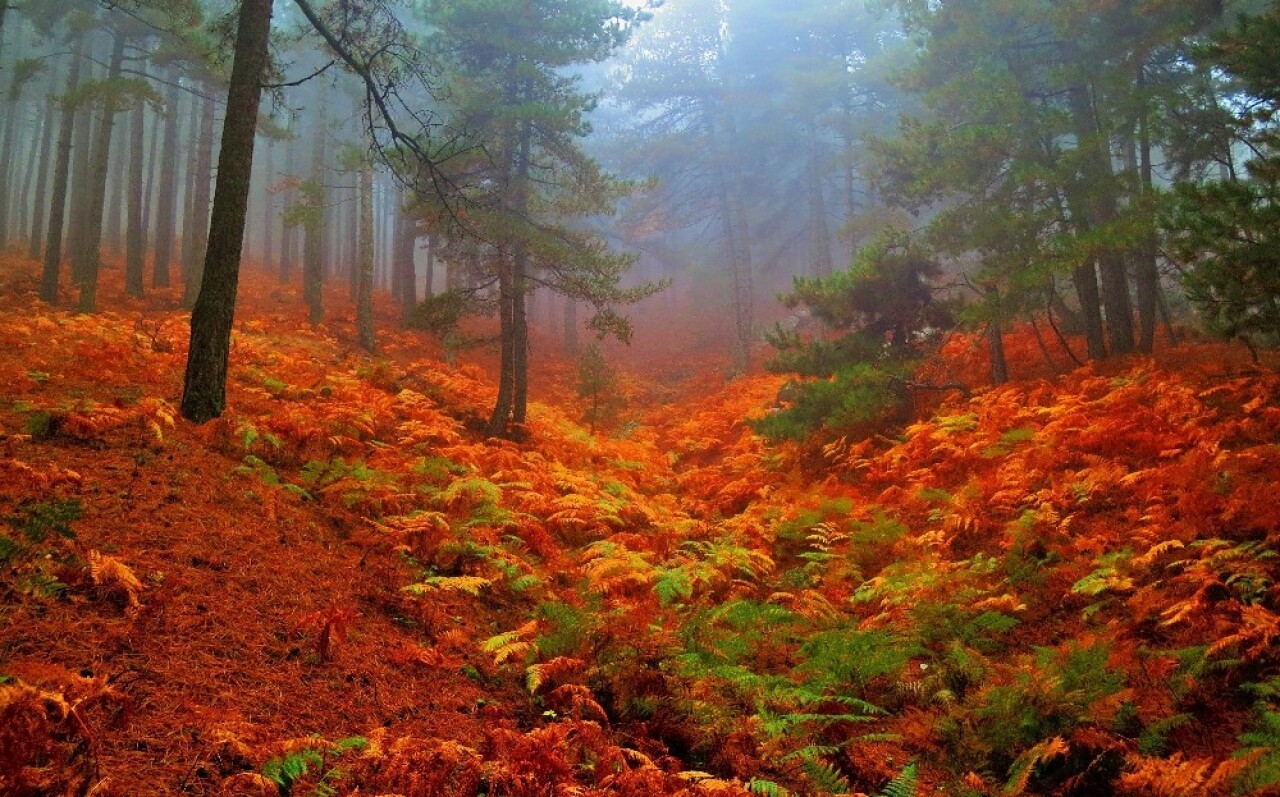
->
[2,254,1279,797]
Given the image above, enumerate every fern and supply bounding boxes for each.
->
[655,566,693,606]
[439,476,504,507]
[402,575,492,596]
[802,757,851,794]
[1002,737,1067,795]
[878,763,918,797]
[482,621,538,665]
[747,778,789,796]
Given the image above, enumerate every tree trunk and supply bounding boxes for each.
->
[806,126,833,278]
[181,0,273,423]
[1071,261,1107,361]
[706,104,753,374]
[396,195,416,325]
[488,257,516,436]
[0,73,23,249]
[105,115,126,254]
[1066,77,1134,355]
[125,81,146,297]
[40,42,84,304]
[511,124,533,432]
[356,144,375,352]
[75,32,127,313]
[564,297,578,356]
[152,70,181,289]
[423,235,434,296]
[0,1,9,61]
[489,109,531,438]
[1134,65,1159,354]
[348,172,360,299]
[27,85,57,260]
[67,55,97,276]
[303,99,326,324]
[280,121,296,283]
[262,137,274,272]
[141,83,160,259]
[183,88,216,308]
[16,96,44,245]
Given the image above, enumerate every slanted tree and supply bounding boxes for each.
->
[180,0,273,423]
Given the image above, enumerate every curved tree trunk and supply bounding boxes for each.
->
[180,0,274,423]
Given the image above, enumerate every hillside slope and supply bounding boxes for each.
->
[2,256,1279,797]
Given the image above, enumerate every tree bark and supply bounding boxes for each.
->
[75,32,127,313]
[40,42,84,304]
[181,0,273,423]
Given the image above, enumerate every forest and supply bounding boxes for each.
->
[1,0,1279,795]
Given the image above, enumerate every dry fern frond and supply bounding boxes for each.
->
[221,771,279,796]
[402,576,492,597]
[481,620,538,666]
[1208,604,1280,661]
[1004,736,1068,795]
[87,550,143,613]
[526,657,587,694]
[1117,752,1254,797]
[544,683,610,724]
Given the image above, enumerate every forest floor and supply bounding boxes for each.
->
[2,252,1280,797]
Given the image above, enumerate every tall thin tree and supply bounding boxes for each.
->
[180,0,273,423]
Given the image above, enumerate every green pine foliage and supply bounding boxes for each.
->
[756,231,954,442]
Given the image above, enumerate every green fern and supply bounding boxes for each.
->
[655,566,694,606]
[1237,681,1280,792]
[802,758,850,794]
[877,763,918,797]
[747,778,789,796]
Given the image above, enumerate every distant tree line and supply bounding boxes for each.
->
[595,0,1280,439]
[0,0,652,436]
